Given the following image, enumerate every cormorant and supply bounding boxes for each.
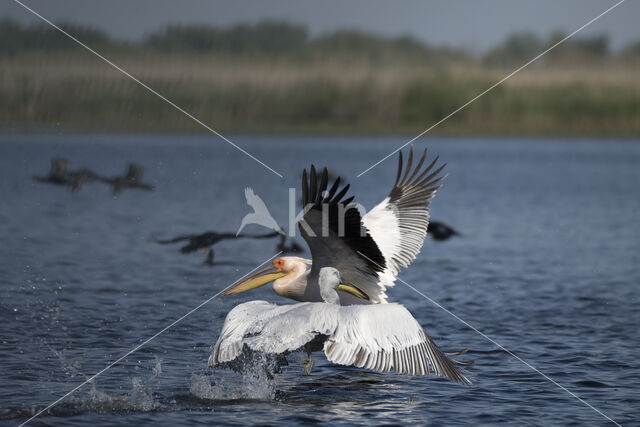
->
[427,221,461,241]
[68,168,105,193]
[158,231,279,265]
[31,158,73,187]
[107,163,153,194]
[31,158,104,193]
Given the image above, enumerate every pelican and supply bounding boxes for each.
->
[211,267,471,384]
[236,187,284,236]
[221,146,445,305]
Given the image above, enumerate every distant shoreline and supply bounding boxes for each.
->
[2,130,639,142]
[2,20,639,137]
[3,54,638,137]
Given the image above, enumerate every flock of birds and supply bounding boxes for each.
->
[31,158,153,194]
[33,148,469,384]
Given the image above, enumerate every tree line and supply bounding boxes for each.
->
[2,18,639,65]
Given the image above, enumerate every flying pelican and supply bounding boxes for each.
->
[211,266,471,383]
[236,187,284,236]
[428,221,461,241]
[106,163,153,194]
[221,146,445,305]
[158,230,279,264]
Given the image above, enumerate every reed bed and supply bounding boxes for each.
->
[2,51,639,135]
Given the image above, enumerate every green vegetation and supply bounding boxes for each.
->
[1,19,639,136]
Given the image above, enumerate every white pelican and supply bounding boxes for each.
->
[221,146,445,304]
[210,267,471,384]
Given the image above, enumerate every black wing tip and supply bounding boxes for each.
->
[302,165,351,206]
[394,146,446,189]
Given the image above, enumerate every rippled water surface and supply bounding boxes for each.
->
[1,134,639,425]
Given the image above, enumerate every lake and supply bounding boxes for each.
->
[0,134,638,425]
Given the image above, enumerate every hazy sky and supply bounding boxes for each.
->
[3,0,639,52]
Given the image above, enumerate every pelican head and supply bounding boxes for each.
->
[221,256,310,299]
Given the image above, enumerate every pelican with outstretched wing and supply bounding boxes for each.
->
[221,146,445,304]
[211,267,471,383]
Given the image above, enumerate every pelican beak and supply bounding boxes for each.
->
[335,283,370,301]
[221,266,288,296]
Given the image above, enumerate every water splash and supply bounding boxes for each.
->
[191,353,277,400]
[130,377,155,411]
[44,345,163,413]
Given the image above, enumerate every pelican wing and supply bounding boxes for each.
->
[324,303,469,383]
[211,301,469,384]
[211,300,298,365]
[362,146,446,289]
[299,165,388,302]
[299,147,445,303]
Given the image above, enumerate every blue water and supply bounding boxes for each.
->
[0,134,639,425]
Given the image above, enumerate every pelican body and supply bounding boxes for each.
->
[211,267,470,383]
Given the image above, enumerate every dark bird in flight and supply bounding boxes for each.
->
[68,168,105,193]
[158,230,279,265]
[427,221,461,241]
[31,158,73,187]
[31,158,104,193]
[106,163,153,195]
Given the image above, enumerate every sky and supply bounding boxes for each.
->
[2,0,639,52]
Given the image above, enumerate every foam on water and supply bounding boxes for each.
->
[190,355,277,401]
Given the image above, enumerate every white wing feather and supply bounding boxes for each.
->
[210,301,293,365]
[361,147,446,301]
[211,301,469,384]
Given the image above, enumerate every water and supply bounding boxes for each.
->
[1,134,639,425]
